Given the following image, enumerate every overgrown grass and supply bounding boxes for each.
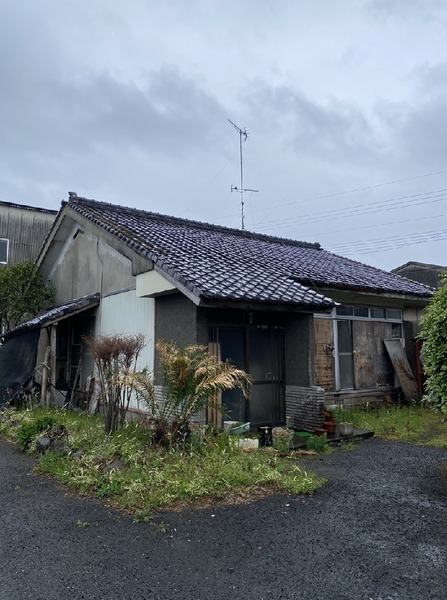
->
[0,407,324,517]
[333,404,447,448]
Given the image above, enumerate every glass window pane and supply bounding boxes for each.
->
[354,306,368,317]
[222,388,246,422]
[219,328,246,368]
[391,323,402,338]
[218,328,247,422]
[370,307,385,319]
[336,305,353,316]
[248,329,272,381]
[337,320,353,353]
[0,239,8,263]
[249,384,274,424]
[386,308,402,320]
[339,355,354,389]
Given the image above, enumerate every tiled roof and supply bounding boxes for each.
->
[66,197,434,308]
[3,293,100,341]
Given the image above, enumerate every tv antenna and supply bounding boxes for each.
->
[228,119,258,230]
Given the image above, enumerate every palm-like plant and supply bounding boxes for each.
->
[131,341,251,446]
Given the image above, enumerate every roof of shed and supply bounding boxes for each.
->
[62,196,433,308]
[3,293,100,341]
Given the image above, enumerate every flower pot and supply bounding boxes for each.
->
[223,420,239,431]
[272,427,294,452]
[339,422,354,436]
[314,427,326,436]
[324,420,336,435]
[237,438,259,450]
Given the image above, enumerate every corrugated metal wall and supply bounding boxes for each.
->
[98,290,155,369]
[0,205,56,264]
[97,290,155,410]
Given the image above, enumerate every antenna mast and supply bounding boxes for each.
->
[228,119,258,229]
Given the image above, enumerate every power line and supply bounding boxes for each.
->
[308,213,444,238]
[253,188,447,231]
[328,228,447,255]
[218,167,447,221]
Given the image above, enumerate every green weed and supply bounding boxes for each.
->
[17,415,56,451]
[307,433,330,453]
[9,408,324,515]
[333,405,447,447]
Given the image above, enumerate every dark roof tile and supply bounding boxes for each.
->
[67,197,434,308]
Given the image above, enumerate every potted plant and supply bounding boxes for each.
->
[272,427,294,452]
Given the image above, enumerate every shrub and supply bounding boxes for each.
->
[85,334,145,434]
[307,433,328,453]
[131,341,252,448]
[419,274,447,414]
[17,415,55,450]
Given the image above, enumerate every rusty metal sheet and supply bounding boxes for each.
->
[384,339,419,400]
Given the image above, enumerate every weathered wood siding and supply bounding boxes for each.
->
[314,318,335,390]
[353,321,394,388]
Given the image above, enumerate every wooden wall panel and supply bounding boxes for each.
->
[353,320,394,388]
[353,320,375,388]
[372,322,394,386]
[314,319,335,391]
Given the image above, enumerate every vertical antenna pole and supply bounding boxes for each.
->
[228,119,257,230]
[239,128,245,229]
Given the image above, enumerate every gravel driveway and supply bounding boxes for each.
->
[0,436,446,600]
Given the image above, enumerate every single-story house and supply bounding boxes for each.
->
[0,194,434,430]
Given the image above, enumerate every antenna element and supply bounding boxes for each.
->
[228,119,258,229]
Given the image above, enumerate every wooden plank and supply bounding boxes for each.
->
[352,320,374,389]
[373,323,395,386]
[383,339,419,400]
[314,319,335,390]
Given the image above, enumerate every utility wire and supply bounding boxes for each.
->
[328,228,447,255]
[253,188,447,231]
[308,213,444,238]
[218,167,447,221]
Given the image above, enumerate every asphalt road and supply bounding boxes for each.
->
[0,436,446,600]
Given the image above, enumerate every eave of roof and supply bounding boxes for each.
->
[2,293,100,341]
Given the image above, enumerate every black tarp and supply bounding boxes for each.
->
[0,329,40,404]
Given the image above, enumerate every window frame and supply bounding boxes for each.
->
[0,238,9,264]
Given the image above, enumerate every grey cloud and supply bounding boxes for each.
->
[411,62,447,96]
[376,61,447,170]
[1,67,227,156]
[379,97,447,170]
[366,0,447,21]
[244,83,381,166]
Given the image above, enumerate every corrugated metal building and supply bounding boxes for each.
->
[0,200,57,265]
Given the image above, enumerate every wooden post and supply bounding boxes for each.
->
[207,342,222,427]
[49,324,57,406]
[41,346,51,407]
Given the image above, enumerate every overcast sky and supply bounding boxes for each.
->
[1,0,446,271]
